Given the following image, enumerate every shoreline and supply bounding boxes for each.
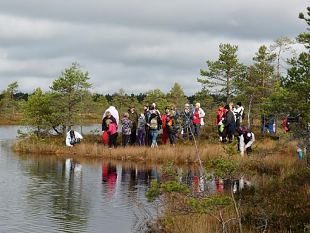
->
[12,135,298,165]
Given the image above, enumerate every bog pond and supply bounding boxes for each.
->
[1,125,227,233]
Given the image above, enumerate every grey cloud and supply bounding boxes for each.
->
[0,0,307,39]
[0,0,307,95]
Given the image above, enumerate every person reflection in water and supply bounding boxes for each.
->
[102,163,117,197]
[215,178,224,193]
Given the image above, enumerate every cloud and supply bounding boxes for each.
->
[0,0,308,95]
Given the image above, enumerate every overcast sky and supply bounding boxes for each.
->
[0,0,308,95]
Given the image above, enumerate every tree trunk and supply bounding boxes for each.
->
[247,95,253,129]
[226,73,230,104]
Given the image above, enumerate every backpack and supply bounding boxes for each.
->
[150,117,158,129]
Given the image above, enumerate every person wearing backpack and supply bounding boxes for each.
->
[137,113,147,146]
[181,103,194,140]
[147,105,162,148]
[166,109,178,146]
[222,104,236,143]
[121,112,133,147]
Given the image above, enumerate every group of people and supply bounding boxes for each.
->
[66,101,254,156]
[100,102,206,148]
[216,102,255,156]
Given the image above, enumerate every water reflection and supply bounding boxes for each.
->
[102,163,117,197]
[16,157,164,233]
[175,168,251,195]
[0,124,254,233]
[23,158,89,233]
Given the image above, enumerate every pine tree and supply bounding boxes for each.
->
[198,44,246,104]
[166,82,188,110]
[50,62,92,132]
[284,7,310,121]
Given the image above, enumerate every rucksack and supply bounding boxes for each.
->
[150,117,158,129]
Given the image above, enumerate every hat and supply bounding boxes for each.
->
[246,132,252,139]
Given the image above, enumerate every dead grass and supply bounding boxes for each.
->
[13,135,302,168]
[13,139,225,165]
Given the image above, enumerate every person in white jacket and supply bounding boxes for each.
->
[66,130,83,147]
[233,102,244,128]
[239,131,255,156]
[102,106,119,126]
[192,102,205,137]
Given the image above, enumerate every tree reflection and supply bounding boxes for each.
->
[20,157,89,232]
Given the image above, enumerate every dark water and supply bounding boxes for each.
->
[0,126,159,233]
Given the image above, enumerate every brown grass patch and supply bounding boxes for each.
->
[13,138,225,165]
[13,135,302,168]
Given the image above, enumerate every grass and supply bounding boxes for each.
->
[12,132,302,167]
[13,136,225,165]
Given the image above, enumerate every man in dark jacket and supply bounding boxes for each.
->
[181,103,194,140]
[222,104,236,143]
[128,106,139,145]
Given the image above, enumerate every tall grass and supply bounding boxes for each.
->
[13,138,225,165]
[13,135,301,168]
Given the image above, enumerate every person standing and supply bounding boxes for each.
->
[192,103,205,138]
[161,107,170,145]
[181,104,194,140]
[121,112,133,147]
[102,111,118,148]
[128,106,138,145]
[102,106,119,145]
[147,105,162,148]
[166,109,178,146]
[222,104,236,143]
[144,105,151,146]
[215,104,227,141]
[137,113,146,146]
[233,102,244,128]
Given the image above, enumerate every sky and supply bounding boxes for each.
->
[0,0,308,95]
